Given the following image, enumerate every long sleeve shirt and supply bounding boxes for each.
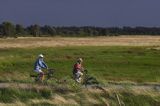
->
[34,58,48,70]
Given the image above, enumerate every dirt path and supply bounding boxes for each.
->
[1,36,160,48]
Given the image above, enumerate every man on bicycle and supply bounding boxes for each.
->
[34,54,48,82]
[73,58,84,83]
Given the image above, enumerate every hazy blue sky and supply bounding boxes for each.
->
[0,0,160,27]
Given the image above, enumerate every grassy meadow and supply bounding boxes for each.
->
[0,37,160,105]
[0,46,160,83]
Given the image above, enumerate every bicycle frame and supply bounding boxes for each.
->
[30,68,55,83]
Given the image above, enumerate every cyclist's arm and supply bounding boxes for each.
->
[38,59,48,69]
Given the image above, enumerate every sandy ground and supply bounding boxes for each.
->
[0,36,160,48]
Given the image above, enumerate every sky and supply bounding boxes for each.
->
[0,0,160,27]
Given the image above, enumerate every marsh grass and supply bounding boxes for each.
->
[121,92,160,106]
[0,88,41,103]
[0,86,159,105]
[0,86,53,103]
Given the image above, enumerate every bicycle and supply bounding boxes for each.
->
[74,70,99,86]
[81,70,99,87]
[30,68,55,84]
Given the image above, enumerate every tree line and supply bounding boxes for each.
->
[1,21,160,37]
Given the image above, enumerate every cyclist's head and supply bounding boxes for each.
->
[77,58,83,63]
[38,54,44,58]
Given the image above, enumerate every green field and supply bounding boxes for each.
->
[0,46,160,83]
[0,46,160,105]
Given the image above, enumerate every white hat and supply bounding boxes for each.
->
[77,58,83,62]
[38,54,44,58]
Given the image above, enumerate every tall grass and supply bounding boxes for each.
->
[0,86,159,105]
[0,88,52,103]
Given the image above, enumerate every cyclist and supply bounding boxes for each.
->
[34,54,48,82]
[73,58,84,83]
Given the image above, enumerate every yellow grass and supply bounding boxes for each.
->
[0,36,160,48]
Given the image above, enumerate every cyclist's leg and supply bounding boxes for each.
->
[39,72,44,81]
[34,68,44,82]
[73,70,77,80]
[75,71,83,83]
[78,71,83,82]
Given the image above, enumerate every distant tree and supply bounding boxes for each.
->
[16,24,25,35]
[82,27,92,36]
[27,24,41,36]
[92,27,99,36]
[1,21,16,37]
[33,24,41,36]
[0,24,3,37]
[1,21,160,37]
[78,28,86,36]
[41,25,56,36]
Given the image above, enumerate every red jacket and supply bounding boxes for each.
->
[73,62,82,73]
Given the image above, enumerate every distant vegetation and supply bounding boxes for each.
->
[1,21,160,37]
